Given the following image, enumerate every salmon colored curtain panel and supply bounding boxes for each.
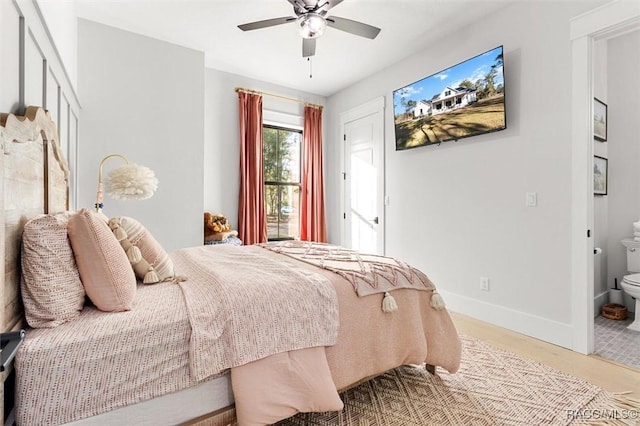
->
[237,91,267,245]
[300,105,327,242]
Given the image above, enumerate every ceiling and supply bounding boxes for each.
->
[75,0,512,97]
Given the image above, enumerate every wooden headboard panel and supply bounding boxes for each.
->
[0,106,70,334]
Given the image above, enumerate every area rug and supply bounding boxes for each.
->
[276,335,640,426]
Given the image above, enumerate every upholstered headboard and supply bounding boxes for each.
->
[0,106,69,420]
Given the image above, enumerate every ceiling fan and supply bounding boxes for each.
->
[237,0,381,58]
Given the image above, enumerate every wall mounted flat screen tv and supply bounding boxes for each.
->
[393,45,506,150]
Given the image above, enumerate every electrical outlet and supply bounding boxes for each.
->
[480,277,490,291]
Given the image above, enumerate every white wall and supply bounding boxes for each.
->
[36,0,78,88]
[326,0,604,348]
[606,29,640,312]
[1,2,22,113]
[78,19,204,252]
[204,68,325,230]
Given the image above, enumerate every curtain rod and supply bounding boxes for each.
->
[235,87,322,109]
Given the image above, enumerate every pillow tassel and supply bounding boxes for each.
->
[126,245,142,264]
[113,226,128,242]
[430,290,446,310]
[382,291,398,313]
[108,218,128,241]
[143,266,160,284]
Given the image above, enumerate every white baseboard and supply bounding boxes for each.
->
[440,290,574,350]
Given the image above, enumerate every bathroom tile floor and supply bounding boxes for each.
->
[594,313,640,370]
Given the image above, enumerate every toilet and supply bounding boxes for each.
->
[621,238,640,331]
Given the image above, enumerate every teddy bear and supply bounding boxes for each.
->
[204,212,237,241]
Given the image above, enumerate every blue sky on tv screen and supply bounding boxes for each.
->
[393,46,504,116]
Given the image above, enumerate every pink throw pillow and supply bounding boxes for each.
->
[67,209,136,312]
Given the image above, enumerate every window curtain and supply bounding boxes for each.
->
[237,91,267,245]
[300,105,327,242]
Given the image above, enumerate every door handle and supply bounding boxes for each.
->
[371,216,379,224]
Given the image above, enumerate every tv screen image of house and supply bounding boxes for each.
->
[393,45,506,150]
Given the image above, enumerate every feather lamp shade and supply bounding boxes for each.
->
[95,154,158,212]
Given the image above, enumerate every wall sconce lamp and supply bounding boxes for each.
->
[95,153,158,213]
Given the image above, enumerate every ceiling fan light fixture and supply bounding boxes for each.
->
[297,13,326,39]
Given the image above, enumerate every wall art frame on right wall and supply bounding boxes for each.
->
[594,98,608,142]
[594,155,608,196]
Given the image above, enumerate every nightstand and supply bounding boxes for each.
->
[2,330,25,426]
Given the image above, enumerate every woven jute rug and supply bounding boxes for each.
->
[276,335,640,426]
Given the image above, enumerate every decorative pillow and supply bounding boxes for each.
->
[67,208,136,312]
[21,212,85,328]
[108,216,174,284]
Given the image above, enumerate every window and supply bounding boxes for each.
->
[263,125,302,240]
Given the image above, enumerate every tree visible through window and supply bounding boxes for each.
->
[263,125,301,240]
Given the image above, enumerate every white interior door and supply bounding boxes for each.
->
[343,107,384,254]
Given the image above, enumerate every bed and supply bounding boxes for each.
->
[1,107,461,426]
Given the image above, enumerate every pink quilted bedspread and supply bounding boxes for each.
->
[232,245,462,425]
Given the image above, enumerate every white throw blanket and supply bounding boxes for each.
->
[172,245,339,381]
[258,241,435,296]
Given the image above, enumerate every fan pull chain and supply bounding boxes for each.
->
[308,57,313,78]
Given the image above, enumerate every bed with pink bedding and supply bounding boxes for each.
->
[16,241,461,425]
[4,108,460,426]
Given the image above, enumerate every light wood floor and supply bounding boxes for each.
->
[451,311,640,396]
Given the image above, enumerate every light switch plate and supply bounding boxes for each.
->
[526,192,537,207]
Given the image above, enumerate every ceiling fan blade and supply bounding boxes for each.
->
[238,17,296,32]
[302,38,316,57]
[326,16,381,39]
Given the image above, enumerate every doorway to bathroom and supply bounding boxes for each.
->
[571,2,640,369]
[592,26,640,370]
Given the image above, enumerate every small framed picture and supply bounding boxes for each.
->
[594,156,608,196]
[594,98,607,142]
